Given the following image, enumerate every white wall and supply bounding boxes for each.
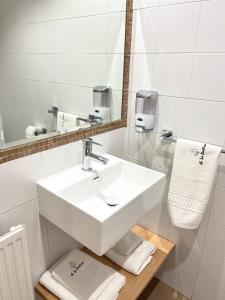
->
[0,0,126,142]
[0,127,125,288]
[127,0,225,299]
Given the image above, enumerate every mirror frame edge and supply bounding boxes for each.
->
[0,0,133,164]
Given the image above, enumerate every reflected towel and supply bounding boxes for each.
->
[57,112,79,134]
[168,138,220,229]
[106,241,156,275]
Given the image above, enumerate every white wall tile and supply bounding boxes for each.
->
[139,203,170,238]
[129,53,156,92]
[41,142,82,177]
[0,12,125,54]
[39,216,50,269]
[192,251,225,300]
[189,54,225,101]
[163,200,212,298]
[133,0,159,10]
[154,53,193,97]
[132,7,158,53]
[159,0,199,5]
[0,0,126,26]
[46,221,81,267]
[163,268,196,299]
[155,2,200,53]
[41,128,125,178]
[204,220,225,259]
[196,0,225,53]
[0,154,42,214]
[210,186,225,226]
[92,128,126,159]
[0,53,124,91]
[127,129,175,172]
[217,155,225,188]
[183,99,225,146]
[31,200,48,283]
[154,96,187,136]
[193,285,225,300]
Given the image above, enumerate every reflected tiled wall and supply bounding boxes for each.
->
[126,0,225,299]
[0,0,126,142]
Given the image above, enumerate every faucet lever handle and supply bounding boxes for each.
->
[83,138,102,147]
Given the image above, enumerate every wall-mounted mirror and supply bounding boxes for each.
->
[0,0,129,149]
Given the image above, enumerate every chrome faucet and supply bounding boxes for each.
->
[77,116,102,126]
[82,138,109,171]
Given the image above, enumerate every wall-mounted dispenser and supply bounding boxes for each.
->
[135,90,157,133]
[90,86,112,122]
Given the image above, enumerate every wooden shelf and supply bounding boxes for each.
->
[35,225,175,300]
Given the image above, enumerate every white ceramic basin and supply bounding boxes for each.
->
[37,154,165,255]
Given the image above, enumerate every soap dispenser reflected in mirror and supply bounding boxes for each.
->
[135,90,158,133]
[90,86,112,123]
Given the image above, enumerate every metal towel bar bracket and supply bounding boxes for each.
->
[160,129,225,154]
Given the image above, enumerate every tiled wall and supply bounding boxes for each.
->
[0,0,126,142]
[126,0,225,299]
[0,127,126,286]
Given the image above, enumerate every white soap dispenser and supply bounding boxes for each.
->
[91,86,112,122]
[135,90,157,133]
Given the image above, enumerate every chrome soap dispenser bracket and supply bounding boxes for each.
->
[160,129,176,143]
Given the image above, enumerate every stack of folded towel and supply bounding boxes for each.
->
[40,249,126,300]
[105,231,156,275]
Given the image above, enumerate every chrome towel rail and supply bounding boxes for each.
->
[160,130,225,154]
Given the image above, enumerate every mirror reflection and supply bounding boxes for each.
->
[0,0,126,148]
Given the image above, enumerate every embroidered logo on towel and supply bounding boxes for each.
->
[69,261,84,277]
[190,144,207,166]
[199,144,206,165]
[190,149,200,156]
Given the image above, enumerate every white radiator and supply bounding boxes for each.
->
[0,225,34,300]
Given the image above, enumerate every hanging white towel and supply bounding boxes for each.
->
[51,249,126,300]
[105,241,156,275]
[168,138,220,229]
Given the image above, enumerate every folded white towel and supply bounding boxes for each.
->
[51,249,126,300]
[168,139,220,229]
[40,270,78,300]
[40,252,78,300]
[112,231,142,256]
[106,241,156,275]
[40,270,122,300]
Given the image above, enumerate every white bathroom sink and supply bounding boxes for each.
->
[37,154,165,255]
